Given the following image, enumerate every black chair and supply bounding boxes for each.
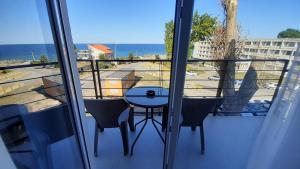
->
[84,99,131,156]
[180,98,224,154]
[0,104,72,169]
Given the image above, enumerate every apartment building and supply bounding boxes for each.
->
[76,49,91,60]
[192,38,300,71]
[243,39,299,70]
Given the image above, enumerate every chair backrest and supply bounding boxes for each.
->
[25,104,73,143]
[84,99,129,128]
[181,98,224,126]
[1,104,54,169]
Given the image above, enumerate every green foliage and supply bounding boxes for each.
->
[1,69,12,74]
[155,54,160,60]
[128,52,134,60]
[98,54,114,69]
[40,55,49,64]
[99,54,107,60]
[30,60,41,64]
[188,43,194,59]
[98,62,114,69]
[164,12,218,59]
[164,20,174,59]
[54,63,60,68]
[191,12,218,42]
[277,28,300,38]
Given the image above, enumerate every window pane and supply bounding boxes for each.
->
[67,0,176,168]
[0,1,85,168]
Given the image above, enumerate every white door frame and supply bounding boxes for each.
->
[46,0,91,168]
[164,0,195,169]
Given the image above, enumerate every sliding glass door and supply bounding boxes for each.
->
[163,0,195,168]
[65,0,178,169]
[51,0,195,168]
[0,0,88,168]
[0,0,197,168]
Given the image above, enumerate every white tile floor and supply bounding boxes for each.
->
[84,115,264,169]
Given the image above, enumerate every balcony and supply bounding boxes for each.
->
[84,115,264,169]
[0,59,288,169]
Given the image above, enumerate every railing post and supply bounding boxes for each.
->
[159,61,163,88]
[90,60,99,99]
[271,60,289,102]
[95,60,103,99]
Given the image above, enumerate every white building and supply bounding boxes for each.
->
[192,41,214,59]
[76,50,91,60]
[88,44,113,59]
[242,39,299,69]
[192,38,300,71]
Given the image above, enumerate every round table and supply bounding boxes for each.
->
[124,86,169,155]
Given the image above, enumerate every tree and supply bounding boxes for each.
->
[40,55,49,63]
[128,52,134,60]
[155,54,160,60]
[191,11,218,42]
[277,28,300,38]
[40,55,49,68]
[164,20,174,59]
[99,54,107,60]
[164,13,218,59]
[210,0,258,114]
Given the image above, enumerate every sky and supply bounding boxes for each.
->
[0,0,299,44]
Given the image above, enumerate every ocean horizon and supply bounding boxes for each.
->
[0,43,166,61]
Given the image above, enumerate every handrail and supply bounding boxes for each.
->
[0,58,289,115]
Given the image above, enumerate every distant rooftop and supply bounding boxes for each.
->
[89,44,112,54]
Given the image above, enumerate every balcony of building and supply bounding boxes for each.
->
[0,58,289,169]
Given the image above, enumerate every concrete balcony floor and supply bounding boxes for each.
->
[85,115,264,169]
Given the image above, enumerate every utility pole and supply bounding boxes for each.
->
[114,43,117,58]
[31,52,36,61]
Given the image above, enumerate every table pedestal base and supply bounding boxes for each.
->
[130,107,165,156]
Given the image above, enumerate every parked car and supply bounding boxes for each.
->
[208,75,220,81]
[186,71,197,76]
[266,82,278,89]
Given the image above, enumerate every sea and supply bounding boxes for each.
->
[0,44,166,61]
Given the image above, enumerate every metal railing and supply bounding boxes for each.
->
[0,58,289,115]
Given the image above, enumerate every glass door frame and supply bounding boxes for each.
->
[44,0,195,169]
[45,0,91,168]
[0,0,91,168]
[163,0,195,169]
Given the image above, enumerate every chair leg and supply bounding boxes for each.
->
[128,107,135,132]
[200,124,205,154]
[162,106,168,132]
[94,123,99,157]
[98,124,104,132]
[177,125,182,139]
[120,121,129,155]
[100,127,104,132]
[191,126,196,131]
